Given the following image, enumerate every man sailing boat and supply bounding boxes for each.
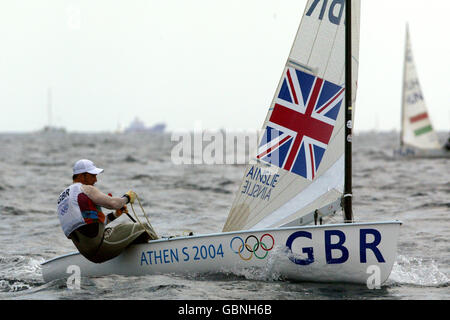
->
[56,159,158,263]
[444,135,450,151]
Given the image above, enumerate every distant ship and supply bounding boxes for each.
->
[124,117,166,133]
[41,125,66,133]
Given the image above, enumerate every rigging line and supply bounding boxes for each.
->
[129,193,158,239]
[136,194,156,232]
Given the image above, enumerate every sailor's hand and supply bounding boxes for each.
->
[115,205,128,217]
[124,190,137,204]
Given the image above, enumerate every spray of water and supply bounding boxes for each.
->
[389,255,449,287]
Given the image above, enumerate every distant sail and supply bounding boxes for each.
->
[401,25,441,150]
[223,0,360,232]
[41,87,66,133]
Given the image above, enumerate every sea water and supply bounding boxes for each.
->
[0,131,448,300]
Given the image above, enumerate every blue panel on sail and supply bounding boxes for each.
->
[291,144,307,177]
[313,145,325,171]
[261,137,292,167]
[259,126,284,148]
[295,70,315,105]
[278,79,293,103]
[324,104,341,121]
[315,81,344,121]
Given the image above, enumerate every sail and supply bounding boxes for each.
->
[223,0,360,232]
[401,25,441,150]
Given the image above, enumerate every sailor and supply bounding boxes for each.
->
[444,135,450,151]
[56,159,158,263]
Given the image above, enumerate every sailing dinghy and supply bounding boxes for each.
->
[394,25,449,158]
[42,0,401,285]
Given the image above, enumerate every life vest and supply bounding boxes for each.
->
[57,183,105,238]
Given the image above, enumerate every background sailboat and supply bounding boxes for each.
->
[41,87,66,134]
[42,0,401,285]
[395,25,449,158]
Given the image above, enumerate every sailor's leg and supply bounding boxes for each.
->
[128,222,159,244]
[138,222,158,241]
[91,222,157,263]
[70,223,104,262]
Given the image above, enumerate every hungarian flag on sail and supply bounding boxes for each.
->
[409,112,433,136]
[257,67,344,181]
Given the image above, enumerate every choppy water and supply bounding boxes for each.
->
[0,131,448,300]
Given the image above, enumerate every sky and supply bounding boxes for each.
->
[0,0,449,133]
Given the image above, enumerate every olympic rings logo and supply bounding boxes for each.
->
[230,234,275,261]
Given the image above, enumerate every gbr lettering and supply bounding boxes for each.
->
[306,0,345,26]
[286,228,386,265]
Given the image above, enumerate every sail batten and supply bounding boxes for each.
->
[223,0,361,232]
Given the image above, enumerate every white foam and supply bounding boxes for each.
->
[389,255,449,287]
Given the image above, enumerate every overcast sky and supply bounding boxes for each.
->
[0,0,449,133]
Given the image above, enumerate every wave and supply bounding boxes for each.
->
[174,181,232,194]
[1,206,27,216]
[21,160,66,167]
[130,174,154,180]
[388,255,449,287]
[124,155,140,163]
[0,256,44,293]
[413,202,450,210]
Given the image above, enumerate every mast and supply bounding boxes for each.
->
[48,87,52,128]
[343,0,353,223]
[400,24,409,147]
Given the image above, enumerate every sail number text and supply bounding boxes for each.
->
[307,0,345,26]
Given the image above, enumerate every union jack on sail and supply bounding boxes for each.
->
[257,67,344,180]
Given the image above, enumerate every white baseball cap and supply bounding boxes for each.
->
[73,159,104,175]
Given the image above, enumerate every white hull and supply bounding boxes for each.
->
[394,146,450,159]
[42,221,401,285]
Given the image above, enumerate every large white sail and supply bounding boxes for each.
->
[401,25,441,150]
[223,0,360,232]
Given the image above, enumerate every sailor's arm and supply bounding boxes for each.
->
[81,185,128,210]
[105,205,128,224]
